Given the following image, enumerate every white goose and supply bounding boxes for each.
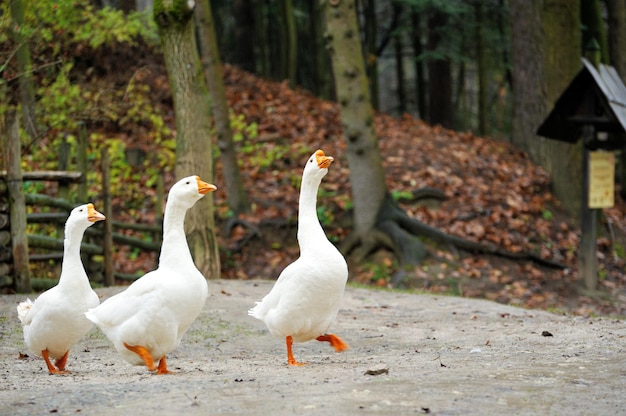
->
[85,175,216,374]
[17,203,105,374]
[249,149,349,365]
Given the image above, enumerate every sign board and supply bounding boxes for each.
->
[588,151,615,208]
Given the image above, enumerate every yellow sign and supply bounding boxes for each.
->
[589,151,615,208]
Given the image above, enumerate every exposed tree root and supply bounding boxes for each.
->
[343,193,567,287]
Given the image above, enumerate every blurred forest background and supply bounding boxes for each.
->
[1,0,626,317]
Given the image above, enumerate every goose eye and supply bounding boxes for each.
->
[185,181,190,185]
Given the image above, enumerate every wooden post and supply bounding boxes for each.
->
[578,125,598,290]
[154,173,164,268]
[101,147,114,286]
[2,110,31,293]
[56,137,70,242]
[77,123,88,202]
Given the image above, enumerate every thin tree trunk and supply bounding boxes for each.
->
[606,0,626,198]
[10,0,38,139]
[154,0,220,279]
[278,0,297,85]
[3,110,31,293]
[607,0,626,79]
[393,2,406,114]
[195,0,250,215]
[475,0,488,136]
[232,0,256,73]
[310,0,332,99]
[540,0,582,219]
[321,0,387,241]
[509,0,547,160]
[411,11,427,121]
[427,10,453,128]
[101,148,114,286]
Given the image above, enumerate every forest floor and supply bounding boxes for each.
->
[1,280,625,416]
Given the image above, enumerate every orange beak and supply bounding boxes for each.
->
[315,149,334,169]
[87,203,106,222]
[196,176,218,195]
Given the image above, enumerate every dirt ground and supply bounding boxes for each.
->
[0,279,624,415]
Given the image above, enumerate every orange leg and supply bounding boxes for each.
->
[41,349,68,375]
[316,334,348,352]
[156,355,170,375]
[123,342,157,372]
[54,350,70,371]
[286,336,305,366]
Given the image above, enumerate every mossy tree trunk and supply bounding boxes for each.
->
[10,0,38,139]
[509,0,547,160]
[540,0,582,219]
[321,0,427,283]
[153,0,220,279]
[195,0,250,216]
[606,0,626,198]
[510,0,581,219]
[321,0,557,286]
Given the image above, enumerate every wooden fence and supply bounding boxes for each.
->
[0,170,164,292]
[1,113,164,293]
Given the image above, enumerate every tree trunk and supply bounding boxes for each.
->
[195,0,250,215]
[2,109,31,293]
[540,0,582,219]
[154,0,220,279]
[606,0,626,198]
[475,0,488,136]
[411,11,427,121]
[278,0,297,85]
[427,10,453,128]
[392,2,406,115]
[509,0,547,160]
[10,0,38,139]
[321,0,386,240]
[309,0,333,100]
[232,0,256,73]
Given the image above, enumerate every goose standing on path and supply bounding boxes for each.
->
[85,175,217,374]
[17,203,105,374]
[249,150,349,366]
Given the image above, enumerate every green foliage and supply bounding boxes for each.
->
[21,0,157,53]
[542,209,554,220]
[316,205,334,227]
[36,63,83,131]
[230,111,290,170]
[392,190,414,201]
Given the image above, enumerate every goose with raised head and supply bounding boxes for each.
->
[249,150,349,366]
[85,175,217,374]
[17,203,105,374]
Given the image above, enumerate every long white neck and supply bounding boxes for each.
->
[297,174,328,253]
[58,223,90,288]
[158,201,194,268]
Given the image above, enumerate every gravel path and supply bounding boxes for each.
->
[0,280,624,415]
